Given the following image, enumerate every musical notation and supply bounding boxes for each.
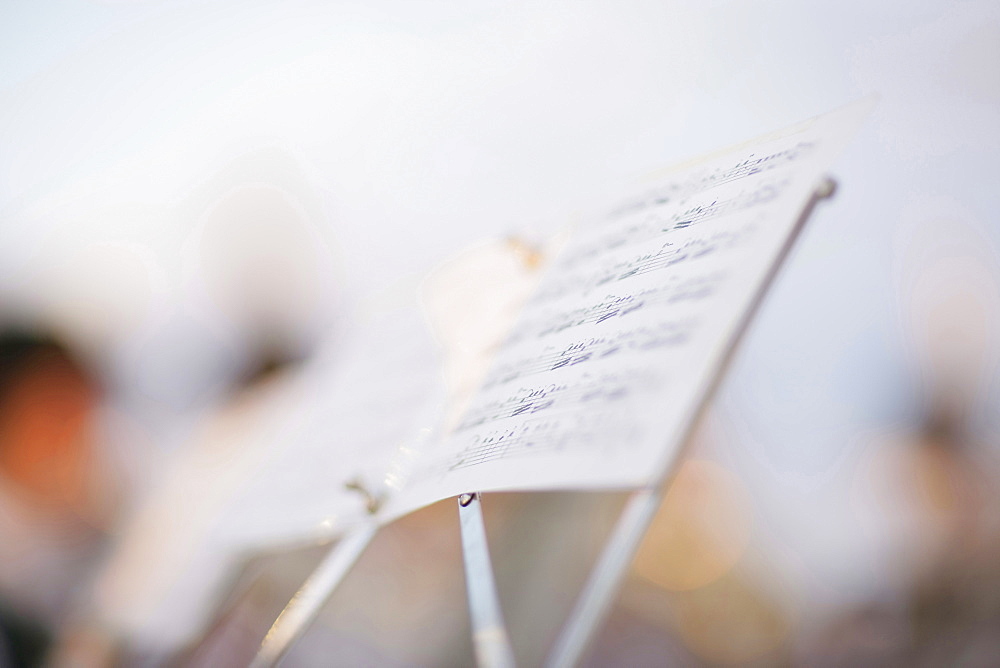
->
[430,159,794,476]
[505,271,723,344]
[380,101,869,519]
[556,177,788,275]
[421,141,822,481]
[540,226,751,303]
[603,142,813,221]
[447,417,565,470]
[481,319,693,389]
[455,367,651,433]
[447,400,642,471]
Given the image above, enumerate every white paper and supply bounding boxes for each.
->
[383,100,872,519]
[91,294,449,648]
[89,101,870,651]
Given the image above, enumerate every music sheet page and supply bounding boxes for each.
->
[90,295,450,647]
[383,101,871,520]
[216,297,450,547]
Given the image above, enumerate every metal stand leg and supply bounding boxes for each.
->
[545,178,839,667]
[250,523,378,667]
[545,487,661,668]
[458,493,517,668]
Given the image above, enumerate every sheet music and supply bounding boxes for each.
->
[88,101,869,653]
[383,100,871,519]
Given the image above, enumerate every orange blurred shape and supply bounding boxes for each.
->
[633,460,753,592]
[673,574,790,664]
[0,349,97,515]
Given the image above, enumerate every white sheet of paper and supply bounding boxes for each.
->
[90,101,870,652]
[383,100,872,519]
[91,294,449,649]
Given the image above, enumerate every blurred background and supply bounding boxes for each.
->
[0,0,998,665]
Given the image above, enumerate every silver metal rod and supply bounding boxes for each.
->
[250,523,378,667]
[458,493,517,668]
[545,487,660,668]
[546,178,838,667]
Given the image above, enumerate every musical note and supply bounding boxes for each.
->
[602,142,815,222]
[532,226,751,304]
[479,319,693,389]
[381,100,871,520]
